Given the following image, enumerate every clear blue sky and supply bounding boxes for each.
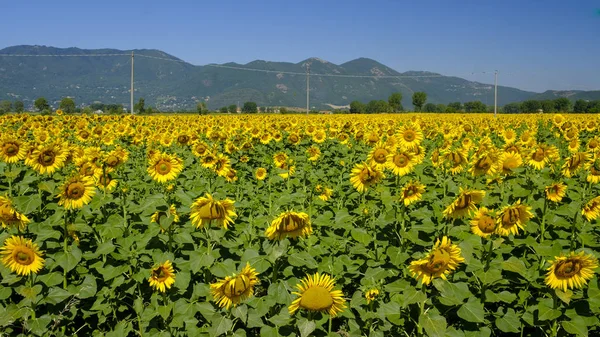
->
[1,0,599,92]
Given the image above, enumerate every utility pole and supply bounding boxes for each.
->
[494,70,498,117]
[306,62,310,114]
[130,51,134,114]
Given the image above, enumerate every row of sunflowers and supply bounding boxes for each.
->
[0,112,599,336]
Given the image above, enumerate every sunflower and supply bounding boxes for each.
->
[190,193,236,229]
[26,143,68,175]
[397,124,423,150]
[495,200,533,236]
[151,205,180,232]
[192,141,210,157]
[365,289,380,304]
[289,272,346,317]
[562,152,588,178]
[0,138,27,163]
[211,263,259,309]
[386,151,416,176]
[212,153,231,177]
[318,187,333,201]
[470,207,496,238]
[468,151,498,177]
[582,196,600,221]
[350,162,385,193]
[498,151,523,175]
[96,173,118,192]
[408,236,465,285]
[273,152,289,168]
[501,128,517,144]
[278,162,296,179]
[201,152,218,168]
[545,183,567,203]
[586,156,600,184]
[441,148,469,175]
[306,145,321,162]
[443,188,485,219]
[0,235,45,276]
[148,260,176,293]
[368,142,390,169]
[147,153,183,183]
[0,197,30,231]
[400,181,425,206]
[287,133,301,146]
[527,144,559,170]
[57,175,96,209]
[266,211,312,240]
[255,167,267,181]
[312,130,327,143]
[545,251,598,292]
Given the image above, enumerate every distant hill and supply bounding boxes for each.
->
[0,45,595,111]
[528,90,600,102]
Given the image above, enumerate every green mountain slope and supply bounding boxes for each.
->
[0,45,591,111]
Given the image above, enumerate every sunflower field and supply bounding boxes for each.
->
[1,112,600,337]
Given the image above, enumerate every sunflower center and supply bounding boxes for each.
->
[373,149,388,163]
[67,182,86,199]
[360,168,377,183]
[106,155,119,167]
[404,130,415,142]
[279,214,304,232]
[501,209,520,227]
[152,267,169,282]
[14,249,34,265]
[178,135,189,144]
[39,150,56,166]
[477,215,496,233]
[5,144,18,156]
[156,161,172,175]
[80,131,90,139]
[555,260,581,278]
[533,149,545,162]
[300,286,333,311]
[197,202,225,220]
[405,186,416,197]
[425,250,451,273]
[394,154,409,167]
[456,194,472,210]
[590,140,599,149]
[477,157,492,170]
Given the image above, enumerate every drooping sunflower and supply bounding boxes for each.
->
[408,236,465,285]
[25,143,68,175]
[495,200,533,236]
[151,204,180,232]
[273,152,289,168]
[562,152,588,178]
[96,173,118,192]
[468,151,498,177]
[527,144,559,170]
[57,175,96,209]
[266,211,312,240]
[441,148,469,175]
[255,167,267,181]
[545,251,598,292]
[386,150,416,176]
[586,155,600,184]
[350,162,385,193]
[545,183,567,203]
[318,187,333,201]
[400,181,425,206]
[470,207,497,238]
[368,142,391,170]
[148,260,176,293]
[306,145,321,162]
[0,235,45,276]
[582,196,600,221]
[147,152,183,183]
[364,289,380,304]
[0,137,28,163]
[397,124,423,150]
[212,153,231,177]
[211,263,259,309]
[189,193,237,229]
[498,151,523,175]
[289,272,346,317]
[0,197,30,231]
[443,188,486,219]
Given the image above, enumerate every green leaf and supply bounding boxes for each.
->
[37,272,63,287]
[457,297,485,323]
[399,287,426,308]
[297,318,316,337]
[13,195,42,214]
[77,275,97,299]
[562,316,588,337]
[260,326,279,337]
[288,251,318,269]
[495,308,521,333]
[45,287,72,305]
[537,298,562,321]
[351,228,372,245]
[419,311,447,337]
[55,246,82,272]
[555,289,573,305]
[502,257,528,278]
[27,315,52,336]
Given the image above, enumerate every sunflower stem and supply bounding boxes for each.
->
[484,237,494,271]
[63,210,69,289]
[539,198,548,243]
[328,315,332,334]
[571,182,589,250]
[417,283,427,336]
[550,292,559,337]
[7,163,13,197]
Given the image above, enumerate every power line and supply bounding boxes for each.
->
[0,53,129,57]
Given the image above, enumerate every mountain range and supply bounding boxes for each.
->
[0,45,599,111]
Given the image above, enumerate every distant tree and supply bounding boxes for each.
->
[366,100,390,113]
[59,97,76,113]
[448,102,462,112]
[90,102,105,111]
[573,100,588,113]
[82,106,93,115]
[540,100,555,113]
[219,106,228,113]
[196,102,207,114]
[278,107,288,114]
[135,98,146,113]
[106,104,124,113]
[589,101,600,113]
[228,104,237,113]
[14,101,24,113]
[445,106,457,113]
[503,103,521,114]
[260,107,266,112]
[423,103,437,113]
[34,97,49,112]
[388,92,403,112]
[242,101,258,113]
[0,101,12,114]
[521,100,542,113]
[349,100,365,114]
[464,101,487,113]
[412,92,427,111]
[554,97,572,112]
[436,104,447,112]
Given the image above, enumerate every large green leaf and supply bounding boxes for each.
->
[419,311,447,337]
[457,297,485,323]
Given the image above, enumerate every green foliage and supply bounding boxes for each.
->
[14,101,24,113]
[349,101,365,114]
[242,101,258,113]
[366,100,390,113]
[388,92,403,112]
[464,101,487,112]
[412,92,427,111]
[135,98,146,113]
[59,97,76,113]
[0,100,12,114]
[220,106,228,113]
[34,97,49,112]
[228,104,238,113]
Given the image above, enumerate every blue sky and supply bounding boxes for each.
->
[1,0,599,92]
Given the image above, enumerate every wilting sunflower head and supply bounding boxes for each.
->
[266,211,312,240]
[545,251,598,292]
[401,181,425,207]
[582,196,600,221]
[289,272,346,317]
[147,152,184,183]
[148,260,176,293]
[561,152,588,178]
[468,151,498,177]
[57,175,96,210]
[365,289,380,304]
[498,151,523,175]
[470,207,497,238]
[441,148,468,175]
[190,193,237,229]
[408,236,465,285]
[545,183,567,203]
[211,263,259,309]
[443,188,485,219]
[0,196,30,231]
[495,200,533,236]
[0,235,45,276]
[318,187,334,202]
[273,152,289,168]
[350,162,385,193]
[586,156,600,184]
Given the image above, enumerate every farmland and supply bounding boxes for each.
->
[0,112,599,336]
